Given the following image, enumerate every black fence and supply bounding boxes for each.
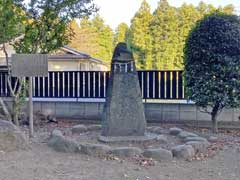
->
[0,71,185,99]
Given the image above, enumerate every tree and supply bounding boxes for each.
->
[177,3,200,70]
[184,12,240,133]
[91,15,114,64]
[14,0,97,54]
[0,0,26,124]
[151,0,179,70]
[114,23,129,46]
[10,0,97,133]
[68,15,113,64]
[129,0,153,69]
[69,18,100,56]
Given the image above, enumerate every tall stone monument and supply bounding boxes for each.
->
[101,43,146,136]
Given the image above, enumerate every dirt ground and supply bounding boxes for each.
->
[0,122,240,180]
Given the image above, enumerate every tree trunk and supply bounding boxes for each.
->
[211,102,220,134]
[12,96,19,126]
[211,113,218,133]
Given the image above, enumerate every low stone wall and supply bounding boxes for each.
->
[2,98,240,124]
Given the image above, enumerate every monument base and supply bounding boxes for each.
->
[98,134,157,143]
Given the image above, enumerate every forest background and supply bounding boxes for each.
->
[68,0,235,70]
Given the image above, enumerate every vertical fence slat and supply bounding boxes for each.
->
[103,72,106,97]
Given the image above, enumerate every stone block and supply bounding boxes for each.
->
[55,102,69,117]
[69,103,85,118]
[179,111,196,121]
[162,111,179,121]
[162,104,179,111]
[179,104,197,112]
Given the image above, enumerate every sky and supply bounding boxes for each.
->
[95,0,240,29]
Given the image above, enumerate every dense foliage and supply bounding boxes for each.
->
[68,0,235,69]
[69,15,113,64]
[0,0,25,45]
[14,0,97,54]
[184,13,240,133]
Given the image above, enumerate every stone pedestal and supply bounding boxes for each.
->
[101,43,146,136]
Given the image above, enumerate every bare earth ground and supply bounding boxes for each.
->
[0,121,240,180]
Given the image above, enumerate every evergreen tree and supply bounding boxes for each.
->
[69,18,99,56]
[129,0,153,69]
[114,23,129,46]
[91,15,114,63]
[68,15,114,64]
[151,0,179,70]
[177,3,200,69]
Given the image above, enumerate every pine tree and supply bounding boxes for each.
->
[151,0,179,70]
[129,0,153,69]
[114,23,129,46]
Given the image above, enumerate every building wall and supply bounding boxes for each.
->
[48,60,79,71]
[48,60,107,71]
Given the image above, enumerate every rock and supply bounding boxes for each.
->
[186,141,210,153]
[87,124,101,131]
[155,135,168,144]
[178,131,198,139]
[51,129,63,137]
[146,126,155,132]
[151,127,164,134]
[80,143,111,156]
[0,120,28,151]
[71,124,88,134]
[48,129,79,153]
[169,127,183,136]
[110,147,142,157]
[143,148,173,161]
[101,43,146,136]
[47,115,58,124]
[208,136,218,143]
[172,145,195,159]
[183,136,208,143]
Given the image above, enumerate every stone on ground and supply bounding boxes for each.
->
[143,148,173,161]
[80,143,111,156]
[155,135,168,144]
[172,145,195,159]
[178,131,198,139]
[110,147,142,157]
[150,127,165,134]
[87,124,101,131]
[183,136,208,143]
[208,136,218,143]
[48,129,79,153]
[71,124,88,134]
[169,127,183,136]
[0,120,28,151]
[186,141,210,153]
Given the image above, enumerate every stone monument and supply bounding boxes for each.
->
[101,42,146,136]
